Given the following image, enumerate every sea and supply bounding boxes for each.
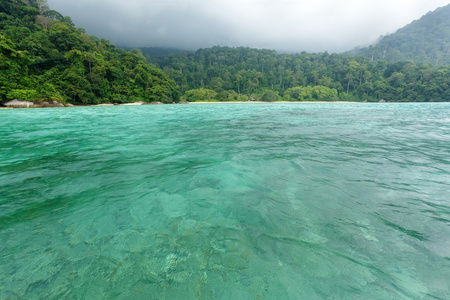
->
[1,103,449,299]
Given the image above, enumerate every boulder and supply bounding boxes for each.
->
[4,99,34,108]
[36,100,65,107]
[4,99,66,108]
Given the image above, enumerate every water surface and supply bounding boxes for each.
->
[1,103,449,299]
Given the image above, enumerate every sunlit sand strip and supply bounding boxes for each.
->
[120,102,145,105]
[188,101,353,104]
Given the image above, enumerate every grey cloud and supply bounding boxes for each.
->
[47,0,450,52]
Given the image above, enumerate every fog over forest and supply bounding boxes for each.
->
[47,0,450,52]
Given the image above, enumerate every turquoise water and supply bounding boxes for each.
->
[1,103,449,299]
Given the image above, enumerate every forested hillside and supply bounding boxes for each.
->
[352,4,450,66]
[148,46,450,102]
[0,0,180,104]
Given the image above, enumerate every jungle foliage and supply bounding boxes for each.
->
[0,0,180,104]
[147,46,450,102]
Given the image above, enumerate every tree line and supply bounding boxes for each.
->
[146,46,450,102]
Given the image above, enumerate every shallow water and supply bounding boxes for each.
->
[1,103,449,299]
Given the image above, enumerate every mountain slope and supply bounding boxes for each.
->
[352,4,450,66]
[0,0,180,104]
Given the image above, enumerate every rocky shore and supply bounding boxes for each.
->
[2,100,68,108]
[1,100,164,108]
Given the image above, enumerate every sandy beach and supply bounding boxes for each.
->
[188,101,354,104]
[120,102,145,105]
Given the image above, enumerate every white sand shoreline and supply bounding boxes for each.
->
[188,101,355,104]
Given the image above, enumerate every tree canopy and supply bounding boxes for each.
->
[145,46,450,102]
[0,0,180,104]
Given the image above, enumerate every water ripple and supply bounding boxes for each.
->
[1,103,450,299]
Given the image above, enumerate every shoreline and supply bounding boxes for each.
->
[3,100,440,109]
[0,101,164,109]
[188,101,356,104]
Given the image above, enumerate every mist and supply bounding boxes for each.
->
[47,0,449,53]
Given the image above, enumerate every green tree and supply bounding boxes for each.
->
[184,88,217,102]
[261,90,278,102]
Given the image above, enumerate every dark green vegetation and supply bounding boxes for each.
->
[352,4,450,66]
[148,46,450,102]
[0,0,180,104]
[1,1,449,104]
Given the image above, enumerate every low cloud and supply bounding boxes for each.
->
[47,0,449,52]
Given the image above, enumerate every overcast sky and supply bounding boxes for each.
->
[47,0,449,53]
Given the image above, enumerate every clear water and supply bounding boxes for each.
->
[1,103,449,299]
